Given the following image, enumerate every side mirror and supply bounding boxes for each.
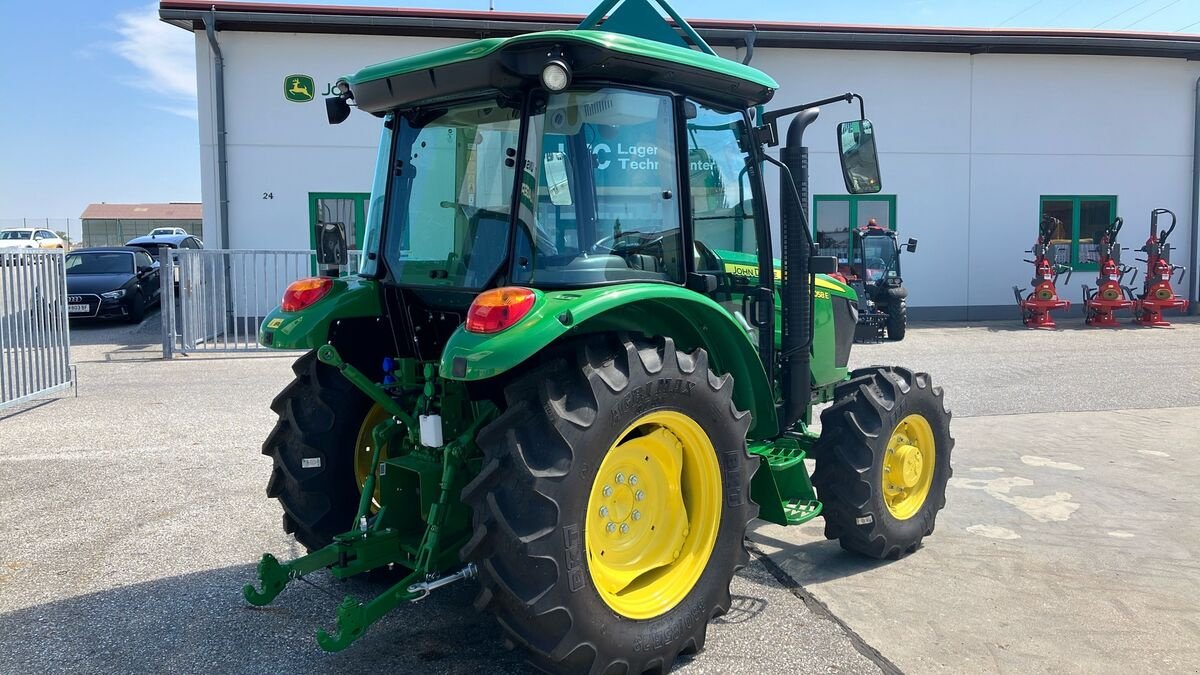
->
[906,238,918,253]
[836,119,882,194]
[138,265,154,276]
[326,96,351,125]
[810,256,838,275]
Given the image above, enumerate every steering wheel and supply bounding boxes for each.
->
[591,231,664,256]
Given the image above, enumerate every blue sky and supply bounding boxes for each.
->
[0,0,1197,224]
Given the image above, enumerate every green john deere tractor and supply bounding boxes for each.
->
[245,1,953,671]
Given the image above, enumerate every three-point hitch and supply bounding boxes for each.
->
[1132,208,1189,327]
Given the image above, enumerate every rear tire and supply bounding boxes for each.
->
[885,300,907,341]
[812,366,952,559]
[262,350,371,550]
[461,334,757,674]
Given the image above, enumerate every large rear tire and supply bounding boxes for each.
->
[262,350,372,551]
[812,367,952,559]
[461,334,757,674]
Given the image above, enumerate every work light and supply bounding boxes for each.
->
[541,61,571,92]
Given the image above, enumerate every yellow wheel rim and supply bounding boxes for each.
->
[353,404,391,510]
[882,414,936,520]
[585,411,722,620]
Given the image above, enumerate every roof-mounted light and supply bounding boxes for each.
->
[541,60,571,92]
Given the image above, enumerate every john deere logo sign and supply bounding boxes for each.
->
[285,75,315,103]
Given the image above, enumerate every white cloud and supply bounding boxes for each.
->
[113,4,196,102]
[152,104,200,121]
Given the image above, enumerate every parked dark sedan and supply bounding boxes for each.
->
[65,247,161,322]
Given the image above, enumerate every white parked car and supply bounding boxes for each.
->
[147,227,189,237]
[0,228,66,249]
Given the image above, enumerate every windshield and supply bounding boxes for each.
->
[150,228,176,236]
[1,230,31,240]
[855,234,898,282]
[66,252,134,275]
[381,98,520,288]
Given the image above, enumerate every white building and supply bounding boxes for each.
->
[162,1,1200,319]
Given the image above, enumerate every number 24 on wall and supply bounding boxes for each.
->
[262,192,274,200]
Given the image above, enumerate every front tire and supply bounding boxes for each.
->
[262,350,372,550]
[126,290,145,323]
[812,367,952,559]
[461,335,757,674]
[885,299,907,341]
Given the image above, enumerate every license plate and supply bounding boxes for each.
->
[68,304,90,313]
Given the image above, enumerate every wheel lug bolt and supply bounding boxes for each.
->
[635,490,645,501]
[606,522,616,533]
[629,475,638,486]
[620,523,630,534]
[602,486,612,497]
[599,506,609,518]
[632,510,641,521]
[615,472,625,484]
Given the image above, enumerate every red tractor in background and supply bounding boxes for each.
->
[1133,208,1189,327]
[1014,215,1072,329]
[1082,216,1137,327]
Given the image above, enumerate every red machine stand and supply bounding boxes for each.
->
[1014,215,1072,329]
[1016,283,1070,329]
[1133,292,1188,328]
[1132,208,1188,328]
[1083,283,1133,328]
[1082,216,1136,328]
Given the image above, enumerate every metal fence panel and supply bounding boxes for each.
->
[161,249,361,357]
[0,250,72,410]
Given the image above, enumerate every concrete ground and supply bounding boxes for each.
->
[1,316,1198,673]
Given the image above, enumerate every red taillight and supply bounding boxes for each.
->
[466,287,537,334]
[281,277,333,312]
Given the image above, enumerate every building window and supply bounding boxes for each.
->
[812,194,896,260]
[1039,195,1116,270]
[309,192,369,273]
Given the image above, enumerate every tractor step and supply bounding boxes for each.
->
[749,437,823,527]
[781,498,823,525]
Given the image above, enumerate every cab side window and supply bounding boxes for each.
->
[687,102,759,283]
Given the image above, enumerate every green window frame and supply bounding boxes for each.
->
[1038,195,1117,272]
[811,194,897,259]
[309,192,370,274]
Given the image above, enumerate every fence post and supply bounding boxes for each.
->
[160,247,174,359]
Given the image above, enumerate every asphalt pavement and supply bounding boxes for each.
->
[1,317,1198,673]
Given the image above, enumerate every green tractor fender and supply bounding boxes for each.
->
[440,284,779,438]
[257,277,383,350]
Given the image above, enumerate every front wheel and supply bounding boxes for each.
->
[812,367,953,559]
[885,300,907,341]
[461,335,757,674]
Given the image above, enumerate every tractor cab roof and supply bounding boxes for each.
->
[345,0,778,114]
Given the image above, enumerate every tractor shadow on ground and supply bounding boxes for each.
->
[0,563,526,674]
[745,527,898,587]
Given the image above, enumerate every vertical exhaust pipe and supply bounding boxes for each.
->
[780,109,819,431]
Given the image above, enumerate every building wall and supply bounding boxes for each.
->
[81,218,203,247]
[194,29,1199,317]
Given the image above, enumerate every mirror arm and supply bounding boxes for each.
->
[759,92,864,147]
